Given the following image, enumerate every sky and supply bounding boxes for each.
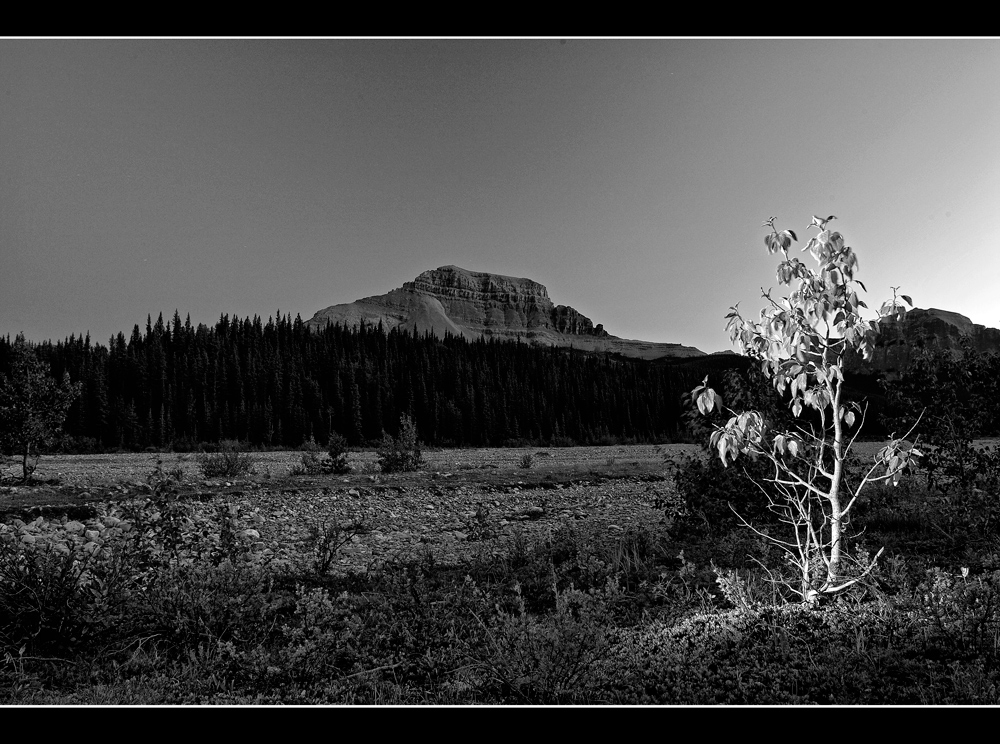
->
[2,38,998,354]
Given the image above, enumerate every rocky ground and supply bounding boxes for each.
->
[0,445,696,573]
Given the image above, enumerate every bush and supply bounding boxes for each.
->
[133,561,279,654]
[324,432,352,475]
[376,415,423,473]
[665,451,774,539]
[301,512,369,576]
[468,583,615,704]
[519,453,534,469]
[197,441,255,479]
[0,513,145,654]
[881,340,1000,494]
[298,437,325,476]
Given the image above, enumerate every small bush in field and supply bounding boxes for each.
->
[298,437,325,475]
[377,415,423,473]
[302,513,369,576]
[324,432,352,474]
[519,453,534,469]
[197,440,255,478]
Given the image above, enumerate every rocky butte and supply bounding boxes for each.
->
[305,265,706,361]
[853,307,1000,375]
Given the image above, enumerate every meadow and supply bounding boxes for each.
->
[1,441,999,705]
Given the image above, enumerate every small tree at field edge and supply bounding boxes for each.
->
[692,216,922,603]
[0,335,82,481]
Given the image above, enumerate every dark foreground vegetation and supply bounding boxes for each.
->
[1,440,1000,705]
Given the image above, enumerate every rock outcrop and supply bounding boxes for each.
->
[306,265,704,361]
[854,307,1000,375]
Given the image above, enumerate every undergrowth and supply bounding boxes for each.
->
[3,452,1000,704]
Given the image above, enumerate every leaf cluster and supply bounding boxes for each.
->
[697,218,917,480]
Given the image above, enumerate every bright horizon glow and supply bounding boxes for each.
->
[2,38,998,353]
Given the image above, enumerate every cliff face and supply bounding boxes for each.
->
[854,308,1000,374]
[306,265,704,361]
[398,266,609,339]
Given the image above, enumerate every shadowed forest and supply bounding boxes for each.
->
[3,313,762,451]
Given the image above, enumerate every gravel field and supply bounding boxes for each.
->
[0,444,690,486]
[0,445,695,573]
[0,439,924,487]
[0,440,938,575]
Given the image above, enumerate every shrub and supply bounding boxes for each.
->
[665,451,775,539]
[469,582,616,704]
[324,432,352,475]
[519,453,534,469]
[300,513,369,576]
[464,504,497,541]
[376,415,423,473]
[197,440,255,479]
[0,513,145,654]
[882,340,1000,495]
[298,437,325,475]
[132,561,279,654]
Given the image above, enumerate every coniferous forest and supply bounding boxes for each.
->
[0,311,747,452]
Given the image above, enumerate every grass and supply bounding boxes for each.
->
[2,446,1000,704]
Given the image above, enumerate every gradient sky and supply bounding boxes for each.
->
[2,38,998,354]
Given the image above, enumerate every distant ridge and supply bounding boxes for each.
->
[306,266,706,361]
[854,307,1000,375]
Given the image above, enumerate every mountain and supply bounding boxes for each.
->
[305,265,706,361]
[859,307,1000,374]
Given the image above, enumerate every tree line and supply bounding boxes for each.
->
[0,311,737,453]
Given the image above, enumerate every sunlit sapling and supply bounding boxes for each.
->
[692,216,923,603]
